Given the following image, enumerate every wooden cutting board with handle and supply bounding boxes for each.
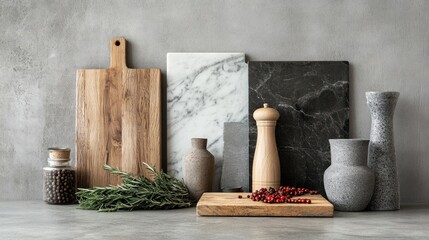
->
[197,193,333,217]
[76,37,161,188]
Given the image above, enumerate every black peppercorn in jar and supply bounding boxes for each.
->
[43,148,76,204]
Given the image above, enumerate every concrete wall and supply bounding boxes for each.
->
[0,0,428,203]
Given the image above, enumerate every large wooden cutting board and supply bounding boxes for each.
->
[76,37,161,188]
[197,193,333,217]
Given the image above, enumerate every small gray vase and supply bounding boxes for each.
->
[366,91,400,211]
[324,139,375,211]
[183,138,215,202]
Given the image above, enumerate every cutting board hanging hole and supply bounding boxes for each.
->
[110,37,127,69]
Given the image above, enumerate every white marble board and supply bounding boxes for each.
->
[167,53,248,189]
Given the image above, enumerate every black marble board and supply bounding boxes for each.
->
[249,61,349,196]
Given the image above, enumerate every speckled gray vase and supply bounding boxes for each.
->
[183,138,215,202]
[366,91,400,211]
[324,139,375,211]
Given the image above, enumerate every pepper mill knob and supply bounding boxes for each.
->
[253,103,280,122]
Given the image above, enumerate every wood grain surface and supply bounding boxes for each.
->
[76,37,161,188]
[197,192,334,217]
[252,103,281,191]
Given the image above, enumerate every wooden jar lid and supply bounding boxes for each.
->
[253,103,280,121]
[48,148,71,160]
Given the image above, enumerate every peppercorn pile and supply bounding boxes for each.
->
[246,186,319,204]
[43,169,76,204]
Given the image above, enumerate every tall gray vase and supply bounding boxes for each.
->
[366,91,400,211]
[183,138,215,202]
[324,139,375,211]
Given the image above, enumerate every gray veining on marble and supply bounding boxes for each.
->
[221,122,249,192]
[1,201,429,240]
[249,61,349,195]
[167,53,248,190]
[366,91,400,211]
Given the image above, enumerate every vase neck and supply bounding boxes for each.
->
[366,92,399,119]
[329,139,369,166]
[191,138,208,149]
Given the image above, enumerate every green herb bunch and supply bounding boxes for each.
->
[76,163,191,212]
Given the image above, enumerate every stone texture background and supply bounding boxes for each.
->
[0,0,428,203]
[249,61,350,196]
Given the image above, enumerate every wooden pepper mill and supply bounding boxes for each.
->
[252,103,281,191]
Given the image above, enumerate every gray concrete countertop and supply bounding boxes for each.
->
[0,201,428,240]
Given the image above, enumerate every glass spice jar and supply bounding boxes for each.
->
[43,148,76,204]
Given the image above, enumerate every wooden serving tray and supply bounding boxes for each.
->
[197,192,333,217]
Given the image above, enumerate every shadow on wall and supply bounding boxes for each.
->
[396,95,425,204]
[161,70,167,172]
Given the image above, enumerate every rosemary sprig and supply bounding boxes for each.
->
[76,163,191,212]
